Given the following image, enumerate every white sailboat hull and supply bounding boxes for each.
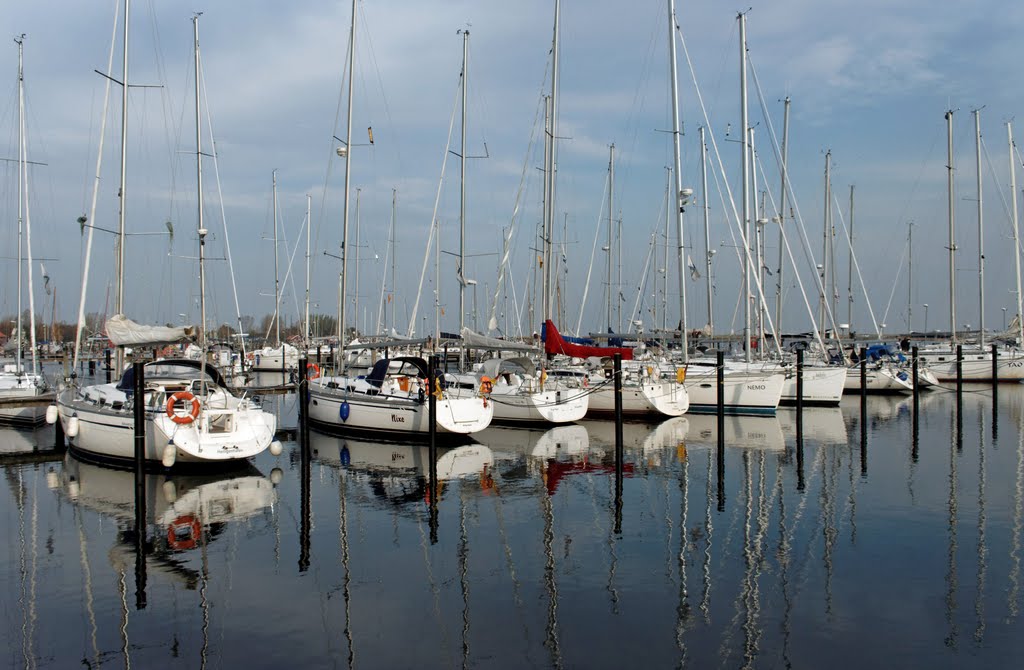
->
[682,368,784,415]
[308,379,493,439]
[585,379,689,418]
[916,346,1024,382]
[779,365,846,406]
[488,385,589,425]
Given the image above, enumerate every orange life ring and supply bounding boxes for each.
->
[479,376,493,394]
[582,375,589,388]
[167,515,201,551]
[307,362,321,379]
[166,391,200,425]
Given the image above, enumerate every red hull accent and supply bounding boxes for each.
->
[543,320,633,360]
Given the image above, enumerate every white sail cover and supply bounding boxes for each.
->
[105,314,196,347]
[460,327,537,352]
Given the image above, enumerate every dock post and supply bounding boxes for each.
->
[298,356,309,456]
[428,354,439,518]
[796,348,804,418]
[992,342,999,388]
[859,347,867,402]
[716,350,725,511]
[299,419,311,573]
[316,345,322,364]
[105,349,112,383]
[912,346,919,397]
[956,344,963,394]
[132,360,147,609]
[613,353,624,478]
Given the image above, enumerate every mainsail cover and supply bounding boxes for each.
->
[460,328,537,352]
[105,314,196,347]
[543,320,634,360]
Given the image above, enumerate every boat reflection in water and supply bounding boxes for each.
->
[52,452,277,558]
[307,429,497,506]
[777,407,848,445]
[683,412,785,450]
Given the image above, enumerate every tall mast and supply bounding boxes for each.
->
[193,14,208,368]
[338,0,357,367]
[668,0,688,360]
[459,29,468,339]
[738,11,750,362]
[663,166,671,333]
[543,0,560,326]
[750,126,763,355]
[607,143,615,332]
[907,221,913,331]
[819,150,831,334]
[354,187,361,335]
[115,0,130,374]
[272,169,280,347]
[391,189,397,332]
[774,96,790,333]
[946,110,957,344]
[15,36,24,375]
[304,193,311,344]
[847,185,854,330]
[974,108,985,347]
[700,126,713,334]
[1008,121,1023,346]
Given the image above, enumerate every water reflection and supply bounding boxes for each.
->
[4,384,1024,667]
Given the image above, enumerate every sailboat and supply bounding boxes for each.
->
[917,111,1024,381]
[308,0,493,440]
[51,9,278,466]
[0,35,48,426]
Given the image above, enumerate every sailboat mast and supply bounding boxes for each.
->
[391,189,397,332]
[607,143,614,332]
[946,109,957,344]
[543,0,560,327]
[775,96,790,333]
[15,36,24,375]
[663,166,671,333]
[848,185,855,330]
[974,108,985,347]
[354,187,361,335]
[115,0,130,375]
[305,193,311,344]
[668,0,688,360]
[193,15,207,364]
[700,126,713,335]
[908,222,913,331]
[459,29,468,338]
[1008,121,1023,346]
[338,0,356,367]
[738,11,750,363]
[272,169,280,347]
[819,150,831,335]
[750,127,764,354]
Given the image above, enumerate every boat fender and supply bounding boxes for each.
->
[270,440,283,456]
[166,391,200,425]
[45,405,58,424]
[270,467,284,485]
[66,416,80,438]
[162,443,177,468]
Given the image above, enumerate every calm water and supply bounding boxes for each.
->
[2,382,1023,668]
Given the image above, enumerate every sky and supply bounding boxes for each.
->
[2,0,1024,342]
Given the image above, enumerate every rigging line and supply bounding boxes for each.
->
[199,49,247,357]
[746,53,835,352]
[877,229,910,331]
[628,231,658,334]
[489,60,549,334]
[407,73,462,338]
[676,22,780,348]
[575,170,609,335]
[73,0,120,372]
[830,192,883,337]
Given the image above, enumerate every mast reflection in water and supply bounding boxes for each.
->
[2,387,1024,666]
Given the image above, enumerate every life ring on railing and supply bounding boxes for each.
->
[582,376,589,388]
[307,362,321,380]
[245,352,254,361]
[479,376,493,394]
[166,391,200,425]
[167,515,201,551]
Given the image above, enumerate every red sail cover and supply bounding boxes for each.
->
[543,320,634,360]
